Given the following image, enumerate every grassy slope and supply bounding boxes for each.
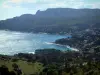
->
[0,59,43,75]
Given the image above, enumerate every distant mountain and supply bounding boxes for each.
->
[0,8,100,34]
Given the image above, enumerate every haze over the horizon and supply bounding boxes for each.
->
[0,0,100,20]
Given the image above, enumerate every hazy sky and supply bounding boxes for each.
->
[0,0,100,20]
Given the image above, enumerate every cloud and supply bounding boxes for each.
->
[1,0,84,8]
[93,3,100,8]
[7,0,37,3]
[2,2,11,8]
[2,0,100,10]
[1,0,100,11]
[47,0,85,8]
[86,2,100,8]
[9,0,22,3]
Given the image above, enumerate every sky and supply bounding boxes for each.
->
[0,0,100,20]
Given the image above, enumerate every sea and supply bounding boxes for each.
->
[0,30,72,55]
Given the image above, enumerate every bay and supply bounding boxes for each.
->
[0,30,70,55]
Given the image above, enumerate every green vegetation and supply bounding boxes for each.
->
[0,59,43,75]
[1,48,100,75]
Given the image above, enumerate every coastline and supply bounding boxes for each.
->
[53,42,79,51]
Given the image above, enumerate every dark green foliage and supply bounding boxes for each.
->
[0,65,16,75]
[40,64,58,75]
[12,58,19,62]
[12,63,22,75]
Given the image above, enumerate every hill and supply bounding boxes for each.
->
[0,8,100,34]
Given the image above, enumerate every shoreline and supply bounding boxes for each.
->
[53,42,79,51]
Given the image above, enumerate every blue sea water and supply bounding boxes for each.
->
[0,30,70,55]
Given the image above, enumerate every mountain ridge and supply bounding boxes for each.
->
[0,8,100,34]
